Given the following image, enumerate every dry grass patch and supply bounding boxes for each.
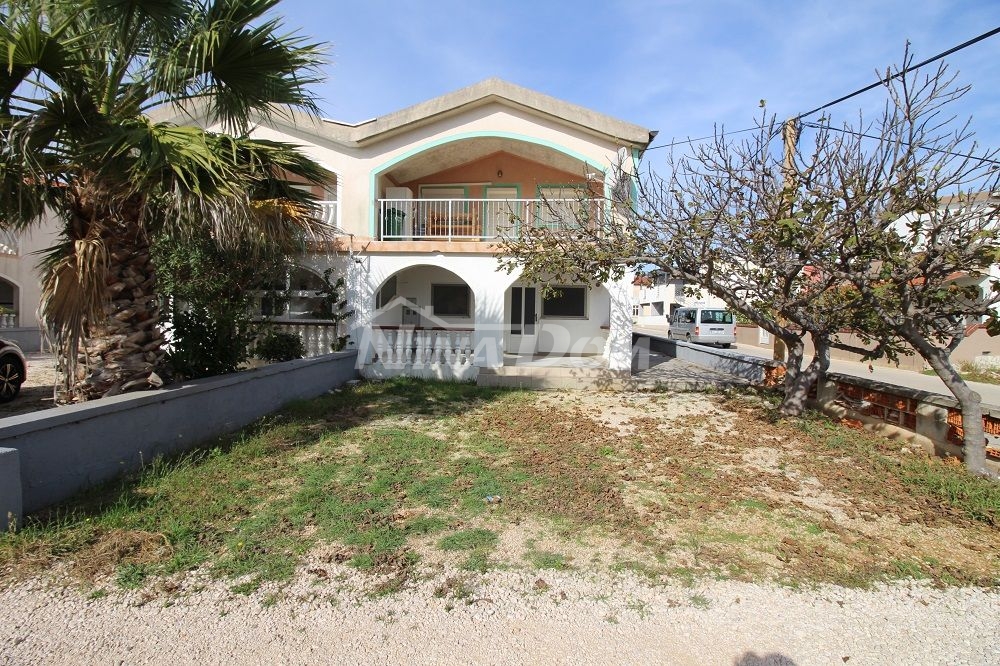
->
[2,379,997,593]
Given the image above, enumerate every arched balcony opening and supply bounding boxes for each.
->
[374,136,605,242]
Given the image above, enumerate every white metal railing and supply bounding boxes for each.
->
[0,229,19,256]
[376,198,604,241]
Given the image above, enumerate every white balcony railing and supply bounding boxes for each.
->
[376,198,604,241]
[364,327,477,381]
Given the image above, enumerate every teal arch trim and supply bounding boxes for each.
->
[368,131,608,236]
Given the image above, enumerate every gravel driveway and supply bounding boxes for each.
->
[2,563,997,664]
[0,352,58,418]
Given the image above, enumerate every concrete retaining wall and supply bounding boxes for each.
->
[0,447,21,532]
[644,330,998,471]
[0,351,358,527]
[2,328,44,353]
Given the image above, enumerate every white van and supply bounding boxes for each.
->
[667,307,736,347]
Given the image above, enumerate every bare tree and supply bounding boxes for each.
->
[500,113,894,417]
[500,47,1000,477]
[820,51,1000,477]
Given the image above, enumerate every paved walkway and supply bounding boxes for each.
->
[634,325,1000,405]
[631,349,749,391]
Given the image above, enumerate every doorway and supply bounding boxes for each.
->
[507,285,537,355]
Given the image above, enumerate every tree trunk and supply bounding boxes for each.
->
[778,334,805,415]
[897,321,993,478]
[65,218,165,401]
[918,343,993,478]
[778,334,830,417]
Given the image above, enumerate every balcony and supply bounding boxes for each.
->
[376,198,604,241]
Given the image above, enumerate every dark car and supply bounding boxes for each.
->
[0,338,27,402]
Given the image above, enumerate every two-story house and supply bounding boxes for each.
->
[185,79,656,382]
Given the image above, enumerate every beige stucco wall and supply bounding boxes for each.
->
[0,214,61,331]
[235,102,632,239]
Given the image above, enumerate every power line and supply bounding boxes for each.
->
[646,26,1000,153]
[795,26,1000,120]
[800,121,1000,167]
[645,126,759,151]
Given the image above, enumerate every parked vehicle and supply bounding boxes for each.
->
[0,338,26,402]
[667,307,736,347]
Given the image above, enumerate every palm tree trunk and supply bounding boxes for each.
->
[69,219,164,400]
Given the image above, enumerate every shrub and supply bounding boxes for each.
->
[254,330,305,362]
[165,306,256,379]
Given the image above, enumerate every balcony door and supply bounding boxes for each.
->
[485,186,521,239]
[507,285,537,356]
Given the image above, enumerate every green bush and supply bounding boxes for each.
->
[254,330,305,362]
[166,306,256,379]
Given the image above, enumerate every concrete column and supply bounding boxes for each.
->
[474,283,505,368]
[0,447,22,533]
[604,275,633,372]
[348,255,377,365]
[815,376,839,405]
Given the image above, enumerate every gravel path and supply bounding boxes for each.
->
[2,563,997,665]
[0,352,58,418]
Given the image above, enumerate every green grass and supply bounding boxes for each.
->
[0,380,527,590]
[799,413,1000,527]
[438,529,498,552]
[526,550,569,570]
[689,594,711,609]
[2,378,998,594]
[734,499,770,512]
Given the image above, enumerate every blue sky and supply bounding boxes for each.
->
[276,0,1000,153]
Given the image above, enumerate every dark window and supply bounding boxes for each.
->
[432,284,471,317]
[542,286,586,318]
[699,310,733,324]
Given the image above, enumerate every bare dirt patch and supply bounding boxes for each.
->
[470,390,1000,586]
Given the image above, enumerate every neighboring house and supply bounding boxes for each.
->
[164,79,656,379]
[632,272,727,326]
[0,219,60,351]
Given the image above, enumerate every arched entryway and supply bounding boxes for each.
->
[0,277,19,329]
[365,264,477,380]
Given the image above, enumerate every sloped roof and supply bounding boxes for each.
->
[151,78,656,150]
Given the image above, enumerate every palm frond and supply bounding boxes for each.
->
[37,233,110,391]
[162,0,326,128]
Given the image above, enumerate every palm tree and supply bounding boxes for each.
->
[0,0,332,400]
